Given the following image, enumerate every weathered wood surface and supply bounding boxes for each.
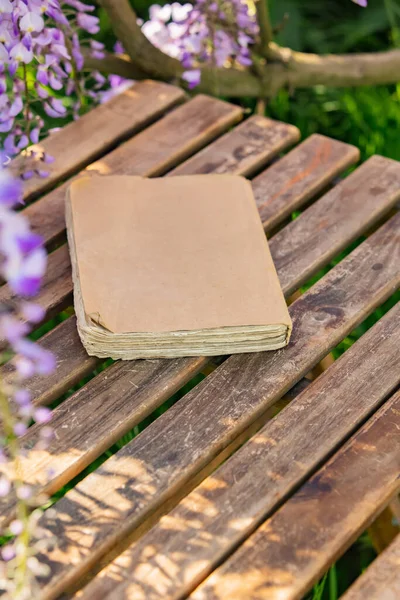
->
[254,133,360,231]
[15,81,185,202]
[29,213,400,600]
[0,356,207,511]
[3,92,398,600]
[190,389,400,600]
[270,154,400,295]
[1,164,379,521]
[77,301,400,600]
[341,534,400,600]
[24,95,242,249]
[170,115,299,177]
[4,157,400,515]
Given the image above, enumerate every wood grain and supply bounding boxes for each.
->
[191,389,400,600]
[0,355,207,515]
[4,163,399,503]
[254,133,360,232]
[32,213,400,600]
[340,534,400,600]
[169,115,299,177]
[23,95,242,248]
[14,81,185,202]
[76,300,400,600]
[270,154,400,296]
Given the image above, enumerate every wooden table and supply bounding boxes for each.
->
[2,80,400,600]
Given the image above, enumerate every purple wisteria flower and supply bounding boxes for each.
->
[0,0,110,163]
[141,1,259,89]
[0,160,55,597]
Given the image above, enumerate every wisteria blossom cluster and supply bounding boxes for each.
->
[0,162,55,599]
[141,1,259,89]
[0,0,109,166]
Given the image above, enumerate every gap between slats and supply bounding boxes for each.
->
[340,532,400,600]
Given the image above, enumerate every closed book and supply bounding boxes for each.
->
[66,174,291,359]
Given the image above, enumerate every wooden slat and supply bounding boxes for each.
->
[189,389,400,600]
[254,133,359,231]
[76,301,400,600]
[14,81,185,202]
[31,213,400,600]
[24,95,242,248]
[341,534,400,600]
[169,115,299,177]
[270,154,400,296]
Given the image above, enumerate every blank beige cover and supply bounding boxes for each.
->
[66,174,291,358]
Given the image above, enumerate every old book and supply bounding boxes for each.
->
[66,174,292,359]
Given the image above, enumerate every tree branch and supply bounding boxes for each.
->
[255,0,273,56]
[97,0,183,80]
[277,45,400,90]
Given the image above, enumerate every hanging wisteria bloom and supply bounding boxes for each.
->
[0,0,110,166]
[0,160,55,599]
[141,1,259,89]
